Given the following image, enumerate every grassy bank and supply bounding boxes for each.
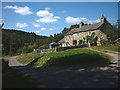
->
[17,52,42,65]
[30,48,111,67]
[90,45,120,52]
[2,60,42,88]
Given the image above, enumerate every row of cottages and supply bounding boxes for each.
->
[58,14,112,47]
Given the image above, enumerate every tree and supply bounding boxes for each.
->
[86,32,96,46]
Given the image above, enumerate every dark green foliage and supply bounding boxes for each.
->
[2,29,50,56]
[100,20,120,44]
[86,32,97,46]
[78,40,83,45]
[100,39,111,45]
[73,40,77,45]
[62,24,79,34]
[86,35,91,43]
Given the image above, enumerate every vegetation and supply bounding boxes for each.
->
[100,20,120,44]
[2,20,120,56]
[2,29,50,56]
[2,59,41,88]
[90,45,120,52]
[86,32,97,46]
[2,24,80,56]
[73,40,77,46]
[27,48,111,67]
[17,51,42,65]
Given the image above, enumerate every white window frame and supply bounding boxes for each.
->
[77,40,79,45]
[65,37,66,41]
[88,31,91,36]
[68,36,70,40]
[77,33,79,37]
[82,32,84,36]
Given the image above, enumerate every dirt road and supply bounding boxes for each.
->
[4,50,119,88]
[4,56,24,66]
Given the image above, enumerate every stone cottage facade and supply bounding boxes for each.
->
[58,14,112,47]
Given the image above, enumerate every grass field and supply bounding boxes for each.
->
[90,45,120,52]
[2,62,41,88]
[29,48,111,67]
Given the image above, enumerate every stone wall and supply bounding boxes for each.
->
[64,29,108,46]
[65,35,73,46]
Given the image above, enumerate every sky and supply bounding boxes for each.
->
[1,2,118,36]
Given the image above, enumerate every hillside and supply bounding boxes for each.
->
[2,29,50,56]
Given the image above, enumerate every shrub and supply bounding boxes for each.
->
[73,40,77,46]
[78,40,83,45]
[100,39,111,45]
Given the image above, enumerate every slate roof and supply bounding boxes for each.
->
[65,22,103,35]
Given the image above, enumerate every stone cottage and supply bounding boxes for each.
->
[58,14,112,47]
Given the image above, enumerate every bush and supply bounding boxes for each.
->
[78,40,83,45]
[100,39,111,45]
[73,40,77,46]
[17,45,34,54]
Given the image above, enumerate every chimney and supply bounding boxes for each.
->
[79,21,84,28]
[101,14,106,23]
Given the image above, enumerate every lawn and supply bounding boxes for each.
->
[90,45,120,52]
[31,48,111,67]
[17,51,42,65]
[2,61,41,88]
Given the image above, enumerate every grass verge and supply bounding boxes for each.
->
[16,52,42,65]
[32,48,110,67]
[90,45,120,52]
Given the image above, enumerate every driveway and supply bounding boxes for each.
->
[4,56,25,66]
[4,50,119,88]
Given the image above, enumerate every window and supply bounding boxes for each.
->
[82,32,84,36]
[65,37,66,41]
[68,36,70,40]
[88,31,91,36]
[77,33,79,37]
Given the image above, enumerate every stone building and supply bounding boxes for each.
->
[58,14,112,47]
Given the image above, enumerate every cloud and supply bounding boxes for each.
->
[36,10,60,23]
[45,8,51,10]
[65,16,101,24]
[36,10,53,17]
[54,16,61,19]
[36,17,58,23]
[65,16,87,24]
[41,28,46,30]
[87,19,101,24]
[31,22,40,27]
[5,6,33,15]
[16,22,28,28]
[35,31,41,33]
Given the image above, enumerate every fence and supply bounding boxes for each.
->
[41,48,57,53]
[41,44,88,53]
